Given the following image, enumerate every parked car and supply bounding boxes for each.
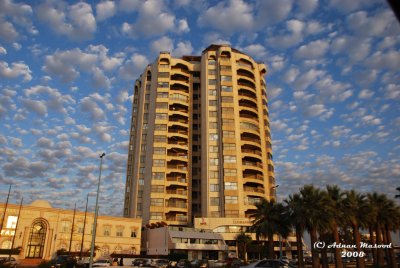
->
[132,258,153,267]
[93,259,112,267]
[176,259,191,268]
[190,259,208,268]
[51,255,76,268]
[240,259,295,268]
[0,257,19,268]
[76,257,90,268]
[152,259,170,268]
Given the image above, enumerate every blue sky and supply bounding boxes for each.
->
[0,0,399,216]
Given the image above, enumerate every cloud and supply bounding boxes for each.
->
[255,0,293,25]
[241,44,267,60]
[151,36,174,54]
[43,46,122,86]
[296,0,318,16]
[121,0,185,37]
[21,99,48,116]
[80,95,106,121]
[198,0,254,33]
[358,89,374,99]
[36,1,96,41]
[293,68,325,91]
[366,50,400,71]
[295,39,329,59]
[383,84,400,100]
[0,0,33,42]
[173,41,193,57]
[118,53,149,81]
[346,10,399,37]
[96,0,116,21]
[0,60,32,81]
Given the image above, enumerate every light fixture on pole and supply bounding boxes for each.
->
[89,153,105,268]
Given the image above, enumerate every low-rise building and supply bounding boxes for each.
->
[0,200,141,261]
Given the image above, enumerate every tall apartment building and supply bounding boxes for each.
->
[124,44,275,227]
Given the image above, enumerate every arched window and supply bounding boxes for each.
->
[1,240,12,249]
[26,219,48,258]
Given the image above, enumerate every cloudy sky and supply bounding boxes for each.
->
[0,0,399,216]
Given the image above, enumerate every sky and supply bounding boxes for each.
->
[0,0,399,216]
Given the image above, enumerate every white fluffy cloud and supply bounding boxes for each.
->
[198,0,254,33]
[96,1,116,21]
[0,60,32,81]
[36,1,96,41]
[295,39,329,59]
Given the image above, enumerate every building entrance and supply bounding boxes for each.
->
[26,219,47,258]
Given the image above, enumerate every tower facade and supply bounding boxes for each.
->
[124,44,275,226]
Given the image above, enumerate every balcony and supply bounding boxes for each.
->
[241,132,261,145]
[168,125,189,137]
[170,83,189,95]
[169,103,189,114]
[166,174,187,184]
[166,189,188,197]
[238,88,257,100]
[241,144,262,157]
[169,114,189,125]
[237,68,255,81]
[243,170,264,181]
[239,99,258,113]
[238,78,256,91]
[239,110,259,122]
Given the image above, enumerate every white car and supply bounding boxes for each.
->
[93,259,112,267]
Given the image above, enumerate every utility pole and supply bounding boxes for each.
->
[80,194,89,258]
[69,203,77,255]
[9,197,23,258]
[0,185,12,236]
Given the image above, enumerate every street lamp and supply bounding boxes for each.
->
[89,153,105,268]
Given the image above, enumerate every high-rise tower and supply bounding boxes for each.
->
[124,44,275,227]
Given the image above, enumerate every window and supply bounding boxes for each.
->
[156,102,168,109]
[240,122,259,132]
[210,184,219,192]
[208,60,216,65]
[223,143,236,151]
[209,111,217,117]
[61,221,70,233]
[208,69,216,75]
[153,159,165,167]
[131,230,137,237]
[152,172,165,180]
[224,169,237,177]
[208,79,217,85]
[103,226,111,236]
[209,171,219,179]
[223,131,235,138]
[221,85,233,92]
[145,94,150,101]
[158,72,169,78]
[210,197,220,206]
[139,167,145,174]
[151,185,164,193]
[209,158,219,166]
[221,96,233,103]
[155,124,167,131]
[116,227,124,237]
[209,100,217,106]
[150,212,163,220]
[157,92,169,98]
[151,198,164,207]
[209,146,219,152]
[209,122,218,129]
[154,135,167,143]
[158,82,169,88]
[222,107,234,113]
[223,118,234,126]
[224,155,236,163]
[170,93,189,102]
[225,196,238,204]
[209,134,218,141]
[140,155,145,163]
[221,75,232,82]
[209,89,217,96]
[153,147,166,155]
[141,144,146,151]
[139,179,144,185]
[225,181,237,190]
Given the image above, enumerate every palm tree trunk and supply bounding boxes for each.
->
[381,226,389,266]
[268,233,275,259]
[353,224,365,268]
[332,222,343,268]
[375,224,384,267]
[385,225,398,268]
[295,225,304,268]
[320,233,329,268]
[310,228,320,268]
[368,226,377,266]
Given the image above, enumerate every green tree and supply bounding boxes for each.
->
[235,232,252,262]
[284,193,305,268]
[250,198,290,259]
[299,185,331,268]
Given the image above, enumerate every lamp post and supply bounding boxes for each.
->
[89,153,105,268]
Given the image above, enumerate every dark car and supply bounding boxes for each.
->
[0,257,19,268]
[176,259,191,268]
[190,259,208,268]
[51,255,76,268]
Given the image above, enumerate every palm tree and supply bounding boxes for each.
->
[342,190,368,268]
[235,232,252,262]
[299,185,332,268]
[284,193,305,268]
[250,198,291,259]
[376,194,399,268]
[326,185,344,268]
[366,192,383,266]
